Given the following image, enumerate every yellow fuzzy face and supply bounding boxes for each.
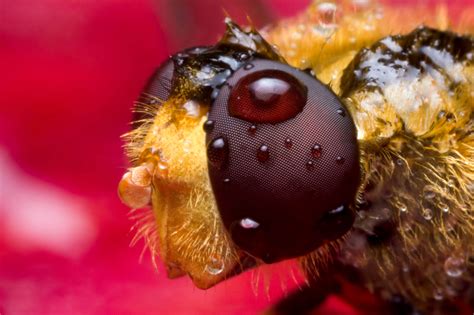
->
[118,0,474,304]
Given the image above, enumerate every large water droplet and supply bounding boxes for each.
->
[205,257,225,275]
[444,255,466,278]
[311,144,322,158]
[207,137,229,169]
[240,218,260,229]
[257,144,270,163]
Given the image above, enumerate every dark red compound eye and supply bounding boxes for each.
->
[206,59,360,263]
[228,70,307,124]
[132,59,174,129]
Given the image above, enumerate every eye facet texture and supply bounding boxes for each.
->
[132,59,174,128]
[206,59,360,263]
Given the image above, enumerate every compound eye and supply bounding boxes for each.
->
[206,58,360,263]
[132,58,174,129]
[228,70,307,124]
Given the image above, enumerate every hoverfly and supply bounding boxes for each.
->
[118,1,473,313]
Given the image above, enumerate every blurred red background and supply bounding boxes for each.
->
[0,0,471,314]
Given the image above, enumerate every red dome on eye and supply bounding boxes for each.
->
[228,69,307,124]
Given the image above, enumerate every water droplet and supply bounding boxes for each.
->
[300,58,311,68]
[257,144,270,163]
[433,288,444,301]
[236,52,249,61]
[157,161,169,177]
[399,203,407,212]
[306,160,315,170]
[422,208,433,220]
[336,156,345,164]
[284,138,293,149]
[223,178,231,184]
[444,255,466,278]
[329,205,345,214]
[244,63,254,70]
[248,125,257,135]
[311,143,322,158]
[440,203,449,213]
[317,2,338,26]
[211,89,219,100]
[203,120,215,133]
[175,57,184,66]
[424,186,436,200]
[183,100,201,117]
[396,158,404,166]
[205,257,225,275]
[207,137,229,169]
[352,0,371,9]
[240,218,260,229]
[336,108,346,117]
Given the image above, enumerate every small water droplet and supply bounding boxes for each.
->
[203,120,215,133]
[236,52,250,61]
[257,144,270,163]
[444,255,466,278]
[240,218,260,229]
[329,205,345,214]
[157,161,169,177]
[336,108,346,117]
[423,186,436,200]
[433,288,444,301]
[284,138,293,149]
[207,137,229,169]
[399,203,407,212]
[223,178,231,184]
[211,89,219,100]
[175,57,185,66]
[311,144,322,158]
[244,63,254,70]
[248,125,257,135]
[440,203,449,213]
[306,160,315,170]
[422,208,433,220]
[336,156,345,164]
[205,257,225,275]
[396,158,404,166]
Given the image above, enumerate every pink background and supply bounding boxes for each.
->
[0,0,471,314]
